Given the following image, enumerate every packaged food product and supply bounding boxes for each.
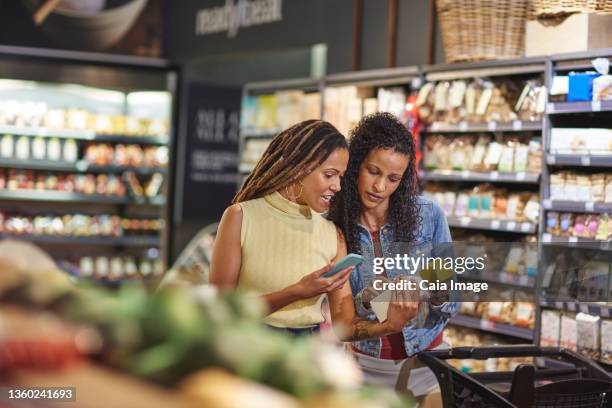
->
[559,213,574,236]
[513,143,528,172]
[560,314,578,352]
[527,139,542,173]
[576,313,601,361]
[523,195,540,223]
[564,173,578,201]
[498,143,515,172]
[540,310,561,347]
[470,136,488,170]
[455,193,469,217]
[576,175,592,202]
[573,215,588,237]
[483,142,503,170]
[596,214,610,241]
[514,302,535,328]
[591,174,606,203]
[506,194,520,220]
[31,137,46,160]
[601,319,612,364]
[550,173,566,200]
[15,136,29,160]
[494,190,508,218]
[606,175,612,203]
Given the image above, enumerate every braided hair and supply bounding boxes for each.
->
[328,112,420,254]
[233,120,348,203]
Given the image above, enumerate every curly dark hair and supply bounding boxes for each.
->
[328,112,420,254]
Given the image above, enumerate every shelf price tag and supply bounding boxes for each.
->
[490,171,499,180]
[516,172,526,181]
[519,275,529,286]
[487,121,497,131]
[512,120,523,131]
[506,221,517,231]
[461,170,470,179]
[601,307,610,318]
[555,301,564,310]
[431,122,440,131]
[579,304,589,314]
[479,320,495,331]
[491,220,501,229]
[547,103,555,113]
[543,199,552,209]
[459,121,468,132]
[521,222,532,232]
[543,233,552,243]
[568,236,578,244]
[581,156,591,166]
[37,127,48,137]
[547,154,556,165]
[460,216,471,226]
[592,100,602,112]
[567,302,576,312]
[585,202,595,212]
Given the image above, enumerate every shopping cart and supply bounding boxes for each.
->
[418,345,612,408]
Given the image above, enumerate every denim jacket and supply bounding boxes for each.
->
[350,196,459,357]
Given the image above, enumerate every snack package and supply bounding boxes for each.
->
[606,175,612,203]
[540,310,561,347]
[559,213,574,237]
[470,136,489,170]
[576,175,592,202]
[527,139,542,173]
[455,193,470,217]
[564,173,578,201]
[547,212,560,235]
[592,58,612,101]
[483,142,503,170]
[550,173,566,200]
[498,142,515,172]
[591,174,606,203]
[514,302,535,328]
[494,190,508,219]
[560,314,578,352]
[576,313,601,361]
[513,143,529,172]
[523,195,540,224]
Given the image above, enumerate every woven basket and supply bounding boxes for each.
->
[531,0,601,18]
[436,0,528,63]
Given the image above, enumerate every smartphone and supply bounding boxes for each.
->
[323,253,363,278]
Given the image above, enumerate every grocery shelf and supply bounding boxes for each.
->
[0,158,77,172]
[427,120,542,133]
[542,233,612,250]
[547,100,612,114]
[422,170,540,184]
[539,298,612,318]
[446,216,537,234]
[449,315,534,340]
[0,125,169,145]
[461,270,536,289]
[0,234,160,247]
[0,159,167,175]
[546,154,612,167]
[0,190,164,206]
[543,199,612,214]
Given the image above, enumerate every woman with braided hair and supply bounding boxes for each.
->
[210,119,418,336]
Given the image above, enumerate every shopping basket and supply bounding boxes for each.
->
[418,345,612,408]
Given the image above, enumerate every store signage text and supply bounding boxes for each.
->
[195,0,283,38]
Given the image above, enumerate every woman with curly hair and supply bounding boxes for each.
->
[210,119,418,336]
[327,112,458,402]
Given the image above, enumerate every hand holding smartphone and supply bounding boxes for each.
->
[323,253,363,278]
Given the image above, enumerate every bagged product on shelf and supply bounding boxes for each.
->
[15,136,29,160]
[558,213,574,237]
[447,81,467,123]
[479,191,494,219]
[601,319,612,364]
[449,138,472,170]
[585,215,599,239]
[0,134,13,158]
[540,310,561,347]
[576,175,592,202]
[573,214,589,238]
[433,82,450,117]
[47,138,62,161]
[592,58,612,101]
[514,302,535,329]
[513,143,529,172]
[494,190,509,219]
[483,142,503,170]
[498,142,515,172]
[31,137,45,160]
[79,257,94,277]
[526,139,542,173]
[485,84,516,123]
[596,214,610,241]
[606,175,612,202]
[564,173,578,201]
[469,136,489,170]
[505,194,521,221]
[591,174,607,203]
[523,195,540,224]
[550,173,565,200]
[464,81,480,122]
[455,193,469,217]
[576,313,601,361]
[560,314,578,352]
[95,256,109,278]
[475,82,493,119]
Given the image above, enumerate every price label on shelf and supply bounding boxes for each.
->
[567,302,576,312]
[491,220,501,229]
[461,170,470,179]
[601,307,610,318]
[512,120,523,131]
[431,122,440,131]
[521,222,532,232]
[37,127,48,137]
[516,172,526,181]
[519,275,529,286]
[506,221,517,231]
[543,233,552,243]
[543,199,552,209]
[487,121,497,131]
[480,320,495,331]
[585,202,595,212]
[581,156,591,166]
[547,102,555,113]
[460,216,471,226]
[579,304,589,314]
[555,301,564,310]
[75,161,88,172]
[569,236,578,244]
[592,100,602,112]
[490,171,499,180]
[459,121,468,132]
[547,154,556,165]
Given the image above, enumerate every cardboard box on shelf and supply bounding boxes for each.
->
[526,13,612,57]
